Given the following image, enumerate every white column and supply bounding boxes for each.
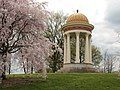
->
[75,32,80,63]
[64,35,67,64]
[66,33,71,63]
[84,34,90,63]
[89,35,92,64]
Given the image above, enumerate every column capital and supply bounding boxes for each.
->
[89,34,92,38]
[63,34,66,37]
[67,33,70,36]
[75,32,80,35]
[85,33,89,37]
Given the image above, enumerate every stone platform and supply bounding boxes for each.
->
[59,63,97,73]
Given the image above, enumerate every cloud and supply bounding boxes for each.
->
[38,0,120,53]
[92,22,119,54]
[105,0,120,27]
[91,0,120,53]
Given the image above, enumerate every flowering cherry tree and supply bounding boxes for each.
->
[0,0,51,77]
[15,36,52,74]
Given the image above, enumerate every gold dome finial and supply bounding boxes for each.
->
[77,10,79,13]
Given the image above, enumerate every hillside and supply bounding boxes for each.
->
[1,73,120,90]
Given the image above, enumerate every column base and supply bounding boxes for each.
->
[58,63,97,73]
[84,62,93,65]
[84,60,93,65]
[75,61,80,63]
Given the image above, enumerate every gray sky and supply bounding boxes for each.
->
[38,0,120,54]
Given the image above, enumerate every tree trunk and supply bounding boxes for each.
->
[31,60,33,74]
[8,62,11,74]
[2,61,7,80]
[3,62,6,75]
[26,59,29,73]
[23,62,27,74]
[2,53,7,79]
[42,61,47,79]
[31,66,33,74]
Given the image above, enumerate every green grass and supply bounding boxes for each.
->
[1,73,120,90]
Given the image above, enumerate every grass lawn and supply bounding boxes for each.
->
[0,73,120,90]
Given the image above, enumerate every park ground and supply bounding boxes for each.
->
[0,73,120,90]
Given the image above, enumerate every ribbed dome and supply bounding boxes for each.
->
[66,13,89,24]
[61,12,94,32]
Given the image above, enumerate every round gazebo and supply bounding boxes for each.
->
[60,11,95,72]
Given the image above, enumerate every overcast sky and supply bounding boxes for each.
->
[38,0,120,54]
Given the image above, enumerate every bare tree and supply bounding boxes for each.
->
[102,51,117,73]
[44,11,67,72]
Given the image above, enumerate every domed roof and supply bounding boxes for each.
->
[66,13,89,24]
[61,11,94,32]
